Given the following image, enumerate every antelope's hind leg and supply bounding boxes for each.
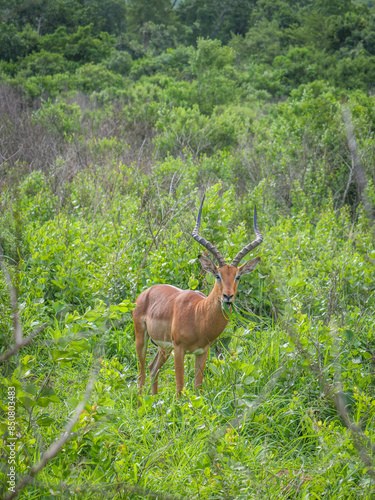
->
[134,318,149,392]
[149,347,171,395]
[194,349,209,390]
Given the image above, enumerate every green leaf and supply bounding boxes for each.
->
[241,363,255,376]
[243,376,255,385]
[36,414,55,426]
[97,396,115,407]
[52,301,67,313]
[37,389,60,407]
[70,339,90,353]
[25,384,38,395]
[189,277,199,290]
[18,396,36,409]
[39,388,56,397]
[288,277,305,288]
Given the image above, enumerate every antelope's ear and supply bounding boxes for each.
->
[238,257,261,277]
[198,254,217,275]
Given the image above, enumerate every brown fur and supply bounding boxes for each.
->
[133,257,260,396]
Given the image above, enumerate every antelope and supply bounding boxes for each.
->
[133,195,263,396]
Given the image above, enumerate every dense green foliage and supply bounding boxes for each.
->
[1,1,375,499]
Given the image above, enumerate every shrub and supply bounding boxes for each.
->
[18,50,71,77]
[104,50,133,75]
[75,63,124,92]
[154,104,240,158]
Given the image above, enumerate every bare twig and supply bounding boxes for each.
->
[21,479,185,500]
[4,353,102,500]
[139,193,193,273]
[207,365,285,458]
[0,240,22,345]
[0,145,24,166]
[338,154,354,211]
[285,317,375,479]
[342,105,372,220]
[0,323,48,364]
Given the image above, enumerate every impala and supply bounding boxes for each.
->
[133,195,263,396]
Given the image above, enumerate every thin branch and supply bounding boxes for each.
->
[18,479,185,500]
[0,240,22,345]
[4,352,102,500]
[210,6,229,39]
[0,323,48,364]
[207,365,285,460]
[285,317,375,480]
[342,105,372,220]
[139,194,193,272]
[0,145,24,166]
[338,154,354,211]
[137,136,147,166]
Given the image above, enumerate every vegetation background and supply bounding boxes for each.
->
[1,0,375,498]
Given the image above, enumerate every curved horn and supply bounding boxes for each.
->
[192,195,226,268]
[231,205,263,267]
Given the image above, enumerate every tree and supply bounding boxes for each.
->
[0,23,40,62]
[126,0,179,50]
[315,0,352,16]
[248,0,302,29]
[0,0,127,36]
[178,0,257,44]
[40,24,115,64]
[189,38,238,114]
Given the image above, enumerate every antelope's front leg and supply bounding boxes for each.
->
[174,345,185,396]
[194,349,209,390]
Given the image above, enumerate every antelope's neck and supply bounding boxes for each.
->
[197,283,229,343]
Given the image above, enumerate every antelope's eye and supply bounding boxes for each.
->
[215,274,221,280]
[235,275,240,281]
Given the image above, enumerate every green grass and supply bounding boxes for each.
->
[2,314,374,499]
[1,172,375,499]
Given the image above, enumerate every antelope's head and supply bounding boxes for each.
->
[192,195,263,306]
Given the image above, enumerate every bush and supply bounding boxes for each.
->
[75,63,124,92]
[154,104,240,158]
[18,50,71,77]
[40,25,115,64]
[104,50,133,75]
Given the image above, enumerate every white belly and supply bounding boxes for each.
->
[151,339,204,356]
